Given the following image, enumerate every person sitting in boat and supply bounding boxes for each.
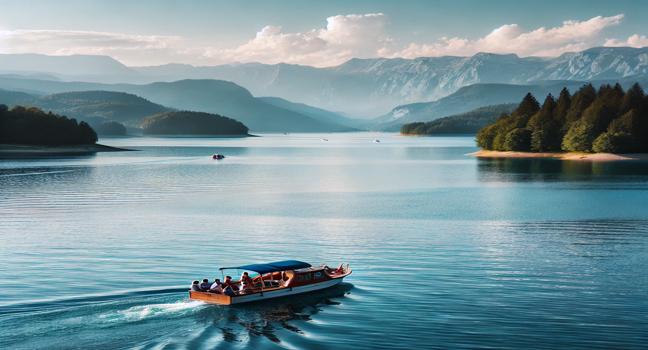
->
[240,272,253,290]
[199,278,211,291]
[223,276,239,291]
[191,280,201,291]
[209,278,223,293]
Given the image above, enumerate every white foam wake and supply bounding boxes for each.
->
[101,300,206,322]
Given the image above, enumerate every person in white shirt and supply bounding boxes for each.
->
[209,278,223,293]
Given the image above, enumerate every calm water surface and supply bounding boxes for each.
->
[1,133,648,349]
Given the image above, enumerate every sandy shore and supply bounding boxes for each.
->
[470,150,648,162]
[0,143,131,157]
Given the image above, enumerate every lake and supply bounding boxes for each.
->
[1,133,648,349]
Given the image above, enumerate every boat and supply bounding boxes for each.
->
[212,154,225,160]
[189,260,351,305]
[373,139,380,143]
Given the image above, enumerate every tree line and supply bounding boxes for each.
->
[0,105,97,146]
[476,83,648,153]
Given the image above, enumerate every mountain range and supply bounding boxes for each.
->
[2,47,647,117]
[0,78,356,132]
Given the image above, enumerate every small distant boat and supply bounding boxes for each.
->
[212,154,225,160]
[321,138,329,142]
[189,260,351,305]
[374,139,381,143]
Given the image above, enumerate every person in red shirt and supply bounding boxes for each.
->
[240,272,254,291]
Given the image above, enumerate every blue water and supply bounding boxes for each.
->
[1,133,648,349]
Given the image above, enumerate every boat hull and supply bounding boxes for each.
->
[190,277,345,305]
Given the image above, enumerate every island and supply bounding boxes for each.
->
[94,121,128,136]
[141,111,249,136]
[473,83,648,161]
[0,104,126,156]
[401,104,515,135]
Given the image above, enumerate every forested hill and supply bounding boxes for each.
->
[142,111,249,136]
[476,83,648,153]
[401,104,515,135]
[0,105,97,145]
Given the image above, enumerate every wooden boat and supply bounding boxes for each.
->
[212,154,225,160]
[189,260,351,305]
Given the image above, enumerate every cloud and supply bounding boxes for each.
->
[0,29,182,65]
[604,34,648,48]
[205,13,391,67]
[392,14,625,58]
[0,13,644,67]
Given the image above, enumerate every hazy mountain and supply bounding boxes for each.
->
[374,82,587,131]
[0,88,38,106]
[36,91,170,127]
[400,104,516,135]
[0,53,137,83]
[2,47,647,116]
[0,77,353,132]
[258,96,363,130]
[136,47,648,117]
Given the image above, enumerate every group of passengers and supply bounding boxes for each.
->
[191,272,255,296]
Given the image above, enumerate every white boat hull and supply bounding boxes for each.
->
[230,277,345,304]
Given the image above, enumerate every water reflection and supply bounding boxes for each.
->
[194,283,353,344]
[477,158,648,182]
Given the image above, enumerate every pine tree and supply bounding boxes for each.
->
[513,93,541,118]
[528,94,561,151]
[564,84,596,129]
[554,88,571,123]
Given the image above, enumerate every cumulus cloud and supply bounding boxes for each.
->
[206,13,391,67]
[392,14,625,58]
[604,34,648,48]
[0,13,645,67]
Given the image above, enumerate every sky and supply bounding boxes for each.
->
[0,0,647,67]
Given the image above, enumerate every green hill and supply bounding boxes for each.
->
[401,104,515,135]
[0,105,97,145]
[36,91,170,127]
[142,111,249,136]
[0,76,355,132]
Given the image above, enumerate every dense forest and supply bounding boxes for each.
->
[476,83,648,153]
[0,104,97,145]
[142,111,249,135]
[401,104,515,135]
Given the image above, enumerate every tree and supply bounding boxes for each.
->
[503,128,532,151]
[513,93,541,118]
[564,84,596,129]
[528,94,562,152]
[554,88,571,123]
[620,83,645,114]
[592,132,638,153]
[0,106,98,146]
[562,119,597,152]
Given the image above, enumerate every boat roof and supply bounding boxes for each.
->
[219,260,312,274]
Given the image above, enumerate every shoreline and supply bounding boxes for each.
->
[0,143,132,158]
[470,150,648,162]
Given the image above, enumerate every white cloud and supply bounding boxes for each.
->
[0,29,182,65]
[206,13,391,67]
[392,14,625,58]
[604,34,648,48]
[0,13,645,67]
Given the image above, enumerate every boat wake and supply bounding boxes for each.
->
[100,300,206,323]
[0,286,187,316]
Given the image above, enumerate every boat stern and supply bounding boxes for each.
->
[189,290,232,305]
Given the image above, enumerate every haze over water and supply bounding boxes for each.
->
[1,133,648,349]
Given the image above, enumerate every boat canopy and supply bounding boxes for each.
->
[219,260,312,274]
